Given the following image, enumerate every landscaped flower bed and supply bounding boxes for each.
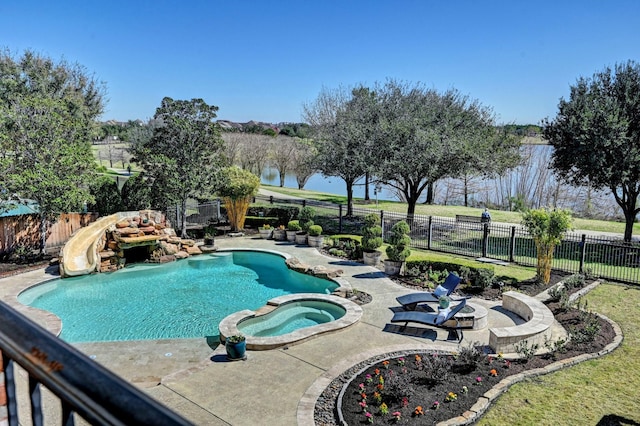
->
[315,303,615,425]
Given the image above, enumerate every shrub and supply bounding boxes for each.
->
[514,340,539,362]
[308,224,323,236]
[287,220,302,231]
[299,206,316,232]
[327,236,362,260]
[563,273,586,290]
[453,342,482,373]
[547,286,568,303]
[361,213,383,252]
[247,206,299,225]
[416,353,451,384]
[404,261,495,289]
[328,248,347,257]
[385,220,411,261]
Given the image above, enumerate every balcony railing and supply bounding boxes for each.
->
[0,301,192,425]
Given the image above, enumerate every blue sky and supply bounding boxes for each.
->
[2,0,639,125]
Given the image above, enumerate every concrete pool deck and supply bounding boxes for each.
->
[1,236,553,425]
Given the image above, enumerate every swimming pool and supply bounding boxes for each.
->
[18,251,339,343]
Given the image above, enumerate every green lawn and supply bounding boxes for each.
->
[478,283,640,425]
[261,185,640,236]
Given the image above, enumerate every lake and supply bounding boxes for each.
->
[261,145,624,220]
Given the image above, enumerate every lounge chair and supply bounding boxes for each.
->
[390,298,467,342]
[395,272,462,310]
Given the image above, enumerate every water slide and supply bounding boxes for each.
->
[59,213,120,277]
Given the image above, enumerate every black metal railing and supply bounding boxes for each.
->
[0,301,192,426]
[249,195,640,284]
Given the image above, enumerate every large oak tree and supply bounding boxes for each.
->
[543,61,640,241]
[0,50,105,253]
[375,80,512,222]
[129,97,226,237]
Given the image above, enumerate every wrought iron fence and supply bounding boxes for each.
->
[166,200,223,231]
[250,195,640,285]
[0,301,192,426]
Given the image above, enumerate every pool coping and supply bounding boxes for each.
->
[218,293,363,350]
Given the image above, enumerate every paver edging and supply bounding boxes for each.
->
[299,313,623,426]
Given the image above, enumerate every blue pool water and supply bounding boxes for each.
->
[238,300,346,337]
[18,251,338,343]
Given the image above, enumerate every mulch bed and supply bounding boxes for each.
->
[318,303,615,425]
[0,258,54,279]
[312,252,615,425]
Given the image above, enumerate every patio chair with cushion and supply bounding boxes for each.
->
[389,298,467,342]
[395,272,462,310]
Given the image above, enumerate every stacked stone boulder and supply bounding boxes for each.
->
[96,210,203,272]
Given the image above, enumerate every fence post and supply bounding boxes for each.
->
[380,210,385,240]
[339,205,343,233]
[482,223,489,257]
[427,216,433,250]
[269,196,273,204]
[579,234,587,273]
[509,226,516,262]
[302,200,306,208]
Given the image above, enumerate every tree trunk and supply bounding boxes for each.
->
[346,180,354,217]
[426,182,434,204]
[180,198,188,238]
[279,170,286,187]
[623,208,637,242]
[39,216,47,256]
[464,175,469,207]
[406,193,420,228]
[364,172,370,201]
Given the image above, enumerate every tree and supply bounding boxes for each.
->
[543,61,640,241]
[216,166,260,231]
[88,176,124,214]
[270,135,297,187]
[375,80,501,222]
[290,138,318,189]
[521,208,573,284]
[121,173,152,210]
[303,85,375,216]
[129,97,226,237]
[0,50,105,253]
[457,127,521,206]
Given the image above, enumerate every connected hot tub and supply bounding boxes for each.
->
[219,293,363,350]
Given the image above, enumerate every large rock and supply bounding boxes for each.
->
[116,227,139,236]
[160,241,179,255]
[310,265,344,279]
[138,226,156,234]
[285,257,310,274]
[175,251,189,259]
[158,255,176,263]
[164,228,177,237]
[185,245,202,255]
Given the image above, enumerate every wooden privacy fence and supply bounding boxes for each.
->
[0,213,98,256]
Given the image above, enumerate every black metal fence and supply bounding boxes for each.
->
[251,195,640,285]
[166,200,223,231]
[0,301,192,426]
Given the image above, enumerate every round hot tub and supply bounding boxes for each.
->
[219,294,362,350]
